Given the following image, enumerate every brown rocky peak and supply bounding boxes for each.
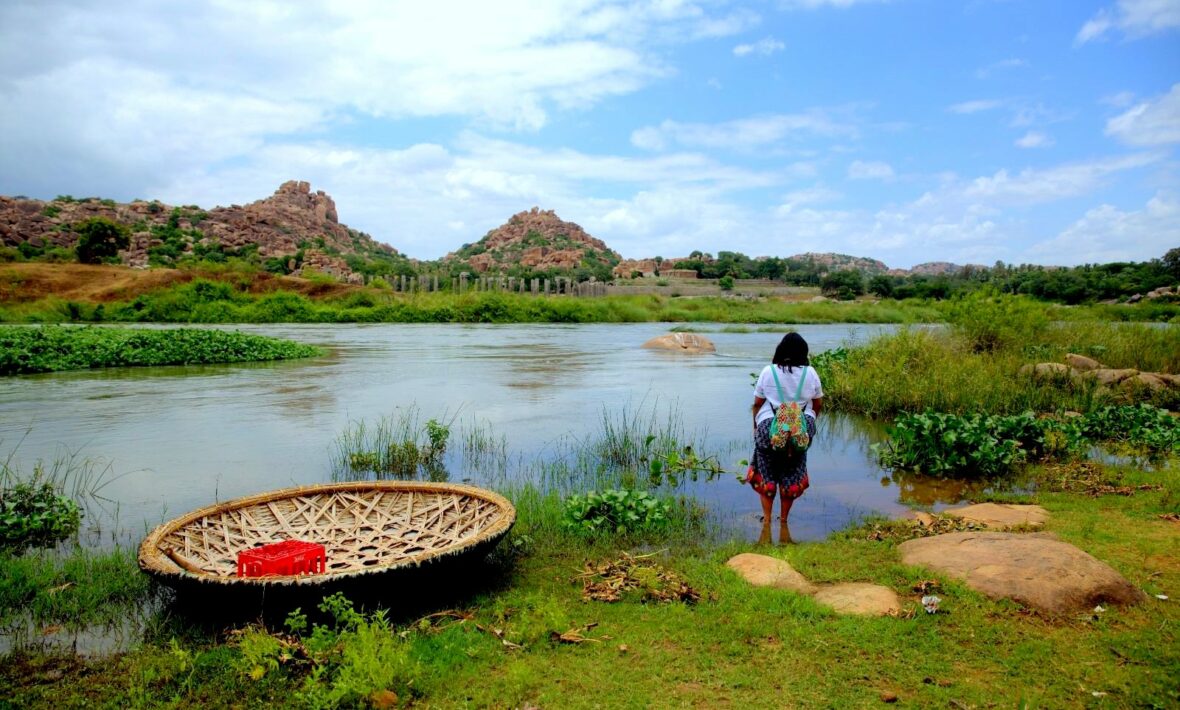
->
[259,180,339,224]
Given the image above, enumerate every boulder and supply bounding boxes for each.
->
[898,532,1146,615]
[1126,372,1170,392]
[812,583,900,617]
[941,503,1048,530]
[642,333,716,354]
[1086,368,1139,386]
[1064,353,1103,371]
[725,553,816,594]
[1019,363,1070,377]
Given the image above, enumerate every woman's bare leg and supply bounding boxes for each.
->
[779,495,795,522]
[759,488,774,522]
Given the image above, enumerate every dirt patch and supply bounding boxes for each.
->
[0,263,362,304]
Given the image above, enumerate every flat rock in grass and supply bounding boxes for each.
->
[641,333,716,354]
[898,532,1146,615]
[725,553,816,594]
[812,583,900,617]
[942,503,1048,530]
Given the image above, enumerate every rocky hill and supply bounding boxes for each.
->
[447,207,621,280]
[0,181,404,281]
[786,252,890,275]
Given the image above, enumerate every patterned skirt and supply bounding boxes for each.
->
[748,415,816,500]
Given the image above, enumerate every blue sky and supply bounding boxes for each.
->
[1,0,1177,267]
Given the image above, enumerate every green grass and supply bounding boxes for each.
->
[1,279,947,325]
[2,465,1176,708]
[0,325,323,375]
[822,321,1180,418]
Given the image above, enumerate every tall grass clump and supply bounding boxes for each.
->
[0,325,322,374]
[0,546,152,631]
[331,407,454,480]
[824,294,1179,417]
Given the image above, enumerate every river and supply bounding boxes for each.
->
[0,322,980,545]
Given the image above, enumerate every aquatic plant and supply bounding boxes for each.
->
[0,478,81,551]
[0,325,322,375]
[560,489,672,537]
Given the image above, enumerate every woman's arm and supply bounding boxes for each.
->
[811,397,823,416]
[752,396,766,428]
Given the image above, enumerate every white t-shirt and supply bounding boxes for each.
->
[753,364,823,425]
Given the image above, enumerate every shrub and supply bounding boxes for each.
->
[74,216,130,264]
[0,479,82,551]
[561,489,671,537]
[718,275,735,291]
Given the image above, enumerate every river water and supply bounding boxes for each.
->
[0,322,981,545]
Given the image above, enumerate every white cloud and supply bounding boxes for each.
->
[1015,131,1054,149]
[948,99,1004,114]
[0,1,751,144]
[1025,193,1180,264]
[631,112,858,151]
[1101,91,1137,108]
[963,153,1158,204]
[1076,0,1180,44]
[847,160,894,180]
[733,37,785,57]
[780,186,843,207]
[975,58,1028,79]
[1105,83,1180,146]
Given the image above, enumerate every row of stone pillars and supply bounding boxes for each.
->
[388,274,441,292]
[450,274,608,297]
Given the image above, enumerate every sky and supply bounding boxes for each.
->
[1,0,1178,267]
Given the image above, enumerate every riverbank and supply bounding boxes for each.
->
[1,458,1176,707]
[3,263,1177,325]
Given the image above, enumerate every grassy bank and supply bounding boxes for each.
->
[0,277,940,325]
[821,301,1180,418]
[0,325,323,375]
[1,459,1176,708]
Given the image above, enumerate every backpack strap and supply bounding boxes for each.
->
[771,365,809,405]
[793,366,808,402]
[770,365,786,404]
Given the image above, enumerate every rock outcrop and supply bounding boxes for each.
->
[448,207,620,276]
[0,181,399,281]
[1019,354,1178,397]
[898,532,1146,615]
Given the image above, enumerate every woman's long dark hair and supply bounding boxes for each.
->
[771,332,809,372]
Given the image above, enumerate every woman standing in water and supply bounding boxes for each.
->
[747,332,823,540]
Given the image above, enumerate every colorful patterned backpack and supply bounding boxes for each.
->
[769,365,811,451]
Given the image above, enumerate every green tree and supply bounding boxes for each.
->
[820,270,865,300]
[75,217,130,264]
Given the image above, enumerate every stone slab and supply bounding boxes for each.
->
[898,532,1146,615]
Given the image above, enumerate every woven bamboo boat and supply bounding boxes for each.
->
[138,481,515,591]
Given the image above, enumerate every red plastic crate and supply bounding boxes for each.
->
[237,540,326,578]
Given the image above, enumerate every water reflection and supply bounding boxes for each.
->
[1,322,988,547]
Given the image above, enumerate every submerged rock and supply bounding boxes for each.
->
[898,532,1146,615]
[641,333,716,354]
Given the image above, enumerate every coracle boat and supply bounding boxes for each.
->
[138,481,515,593]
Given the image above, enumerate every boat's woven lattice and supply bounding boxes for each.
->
[155,488,509,578]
